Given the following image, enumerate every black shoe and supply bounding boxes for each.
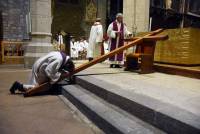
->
[115,64,119,68]
[110,64,114,68]
[9,81,18,94]
[115,64,122,68]
[88,58,93,61]
[9,81,24,94]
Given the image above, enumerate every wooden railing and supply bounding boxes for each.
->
[1,41,24,64]
[24,29,168,96]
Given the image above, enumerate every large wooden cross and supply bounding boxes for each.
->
[24,29,168,97]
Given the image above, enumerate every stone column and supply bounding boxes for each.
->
[24,0,53,68]
[123,0,150,33]
[97,0,107,33]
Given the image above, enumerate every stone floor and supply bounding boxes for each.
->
[0,65,101,134]
[1,61,200,134]
[74,60,200,117]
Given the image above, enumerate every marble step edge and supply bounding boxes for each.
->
[74,75,200,134]
[61,84,164,134]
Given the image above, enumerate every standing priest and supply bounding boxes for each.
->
[107,13,131,68]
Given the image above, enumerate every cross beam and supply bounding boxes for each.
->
[24,29,168,97]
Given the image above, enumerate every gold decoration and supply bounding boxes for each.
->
[155,28,200,65]
[85,0,97,22]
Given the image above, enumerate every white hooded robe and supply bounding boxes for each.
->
[29,51,70,86]
[87,22,103,58]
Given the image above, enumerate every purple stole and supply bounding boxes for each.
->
[109,21,124,62]
[59,51,67,71]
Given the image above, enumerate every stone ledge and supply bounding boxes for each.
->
[31,32,52,36]
[62,84,163,134]
[75,75,200,134]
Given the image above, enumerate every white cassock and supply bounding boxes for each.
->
[70,41,74,57]
[70,41,76,58]
[58,35,63,45]
[79,41,85,52]
[84,40,89,51]
[58,35,63,49]
[28,51,70,88]
[87,22,103,58]
[73,41,79,58]
[75,41,81,56]
[103,41,109,54]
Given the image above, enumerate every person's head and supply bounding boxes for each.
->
[116,13,123,23]
[63,58,75,73]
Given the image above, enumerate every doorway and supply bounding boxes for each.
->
[106,0,123,27]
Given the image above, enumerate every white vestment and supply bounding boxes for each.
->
[29,51,70,86]
[58,34,63,50]
[87,22,103,58]
[73,41,79,58]
[58,35,63,45]
[79,41,85,52]
[83,40,89,50]
[103,41,109,54]
[70,41,78,58]
[107,21,131,39]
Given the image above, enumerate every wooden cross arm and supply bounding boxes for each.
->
[143,35,168,41]
[148,29,164,36]
[124,29,164,42]
[23,82,51,97]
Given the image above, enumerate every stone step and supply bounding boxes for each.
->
[61,84,165,134]
[73,75,200,134]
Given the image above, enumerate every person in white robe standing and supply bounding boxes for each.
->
[58,31,64,50]
[9,51,75,94]
[83,39,89,50]
[87,18,103,61]
[79,38,85,59]
[70,38,78,59]
[73,40,79,59]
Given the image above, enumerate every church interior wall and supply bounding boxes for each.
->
[0,0,29,41]
[52,0,85,39]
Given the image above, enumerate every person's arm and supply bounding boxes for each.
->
[107,23,116,38]
[59,70,70,81]
[45,60,62,84]
[124,24,132,38]
[96,25,103,43]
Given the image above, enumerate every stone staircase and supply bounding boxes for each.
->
[59,75,200,134]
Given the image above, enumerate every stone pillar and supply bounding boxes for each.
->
[123,0,150,33]
[97,0,107,33]
[24,0,53,68]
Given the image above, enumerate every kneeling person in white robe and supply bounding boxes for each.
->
[9,51,75,94]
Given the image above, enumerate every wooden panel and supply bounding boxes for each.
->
[155,28,200,65]
[1,41,24,64]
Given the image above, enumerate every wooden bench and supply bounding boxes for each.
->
[124,35,167,74]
